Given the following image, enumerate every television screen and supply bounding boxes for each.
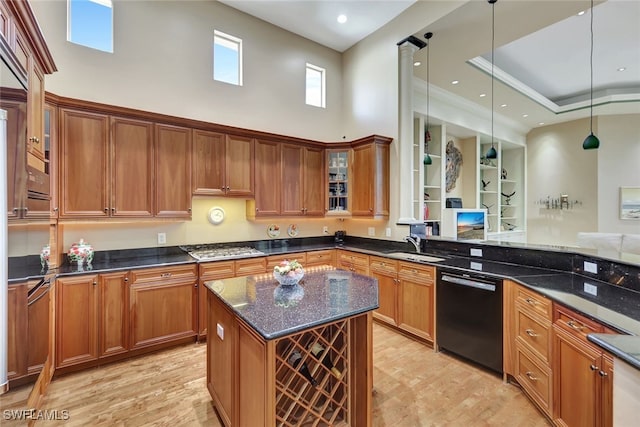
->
[456,211,486,240]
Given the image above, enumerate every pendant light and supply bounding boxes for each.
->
[582,0,600,149]
[423,32,434,165]
[485,0,498,160]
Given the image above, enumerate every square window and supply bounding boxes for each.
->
[306,63,325,108]
[67,0,113,53]
[214,30,243,86]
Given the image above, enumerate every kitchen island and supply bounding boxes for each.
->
[204,267,378,427]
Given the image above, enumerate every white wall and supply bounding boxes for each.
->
[31,0,343,142]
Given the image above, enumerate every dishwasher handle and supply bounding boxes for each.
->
[440,274,497,292]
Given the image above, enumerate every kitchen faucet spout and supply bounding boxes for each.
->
[405,235,421,253]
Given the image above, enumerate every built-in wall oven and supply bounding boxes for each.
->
[436,268,503,374]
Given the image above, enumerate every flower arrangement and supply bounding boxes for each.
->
[273,259,304,286]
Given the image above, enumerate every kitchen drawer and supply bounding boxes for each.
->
[305,250,335,267]
[553,303,603,342]
[397,262,434,282]
[516,286,552,319]
[515,342,552,416]
[369,256,398,275]
[199,261,235,280]
[337,250,369,267]
[130,265,197,284]
[235,257,267,276]
[266,253,306,270]
[515,304,551,363]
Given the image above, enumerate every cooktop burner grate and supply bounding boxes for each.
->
[180,244,265,261]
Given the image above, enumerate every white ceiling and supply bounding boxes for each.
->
[220,0,640,133]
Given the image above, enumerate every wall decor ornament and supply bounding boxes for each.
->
[445,140,463,192]
[620,187,640,220]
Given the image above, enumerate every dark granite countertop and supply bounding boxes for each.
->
[588,334,640,369]
[204,268,378,340]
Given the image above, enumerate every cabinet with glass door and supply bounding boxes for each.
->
[326,150,350,215]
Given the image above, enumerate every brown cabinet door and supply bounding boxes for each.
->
[99,272,129,358]
[281,143,304,216]
[351,143,373,216]
[552,325,601,427]
[371,271,397,326]
[56,275,99,368]
[600,354,614,427]
[198,261,236,337]
[110,117,154,217]
[59,109,109,217]
[155,124,192,218]
[254,139,281,216]
[192,129,226,195]
[129,280,197,350]
[303,146,325,216]
[397,264,434,341]
[225,134,254,196]
[7,284,28,379]
[27,61,45,165]
[27,280,50,375]
[2,100,26,219]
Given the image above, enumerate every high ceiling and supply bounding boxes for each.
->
[220,0,640,133]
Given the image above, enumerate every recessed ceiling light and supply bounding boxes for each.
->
[479,93,486,98]
[451,80,459,85]
[578,10,585,16]
[414,61,421,67]
[538,122,545,126]
[500,104,507,108]
[617,67,626,72]
[337,14,347,24]
[522,114,528,118]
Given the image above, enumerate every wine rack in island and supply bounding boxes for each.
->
[275,320,348,426]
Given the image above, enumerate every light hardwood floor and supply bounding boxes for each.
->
[1,324,550,426]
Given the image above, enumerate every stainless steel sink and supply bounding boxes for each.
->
[385,252,445,263]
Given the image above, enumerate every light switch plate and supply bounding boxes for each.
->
[157,232,166,244]
[385,227,392,237]
[368,227,375,236]
[583,282,598,296]
[584,261,598,274]
[216,323,224,340]
[470,248,483,257]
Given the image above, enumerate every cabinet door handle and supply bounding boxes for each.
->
[525,329,537,337]
[226,186,230,191]
[599,370,608,377]
[161,272,172,278]
[525,371,538,381]
[567,320,583,331]
[124,277,129,282]
[111,207,116,213]
[104,207,109,213]
[590,364,599,371]
[92,281,97,286]
[221,186,225,192]
[23,207,28,213]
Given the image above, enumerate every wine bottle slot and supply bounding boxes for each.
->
[309,342,343,379]
[288,350,318,387]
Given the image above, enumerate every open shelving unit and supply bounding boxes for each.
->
[275,320,349,426]
[413,116,443,235]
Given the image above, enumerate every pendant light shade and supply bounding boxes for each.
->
[424,32,434,166]
[485,0,498,160]
[583,0,600,150]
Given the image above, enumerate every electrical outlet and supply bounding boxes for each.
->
[157,232,166,244]
[368,227,375,236]
[470,248,483,257]
[584,261,598,274]
[385,227,392,237]
[583,282,598,296]
[216,323,224,340]
[322,226,329,235]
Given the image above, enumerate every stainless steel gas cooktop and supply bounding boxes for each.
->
[180,244,265,261]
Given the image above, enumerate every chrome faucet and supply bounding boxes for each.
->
[405,235,421,253]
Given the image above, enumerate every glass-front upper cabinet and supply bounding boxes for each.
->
[327,149,351,215]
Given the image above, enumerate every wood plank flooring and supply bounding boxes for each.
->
[1,324,550,426]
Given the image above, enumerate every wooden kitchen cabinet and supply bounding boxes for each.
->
[155,124,192,218]
[397,261,434,342]
[192,130,254,197]
[266,252,307,270]
[56,272,130,369]
[369,256,399,326]
[552,304,613,427]
[198,260,236,338]
[129,265,198,350]
[7,283,27,380]
[337,249,369,275]
[234,257,267,276]
[351,136,391,218]
[252,139,281,216]
[305,249,335,267]
[280,143,325,216]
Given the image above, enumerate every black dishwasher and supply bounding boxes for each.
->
[436,268,503,374]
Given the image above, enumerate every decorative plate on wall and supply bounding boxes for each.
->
[267,224,280,238]
[287,224,299,237]
[207,207,225,225]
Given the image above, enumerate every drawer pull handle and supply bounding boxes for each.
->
[525,329,538,337]
[567,320,583,331]
[525,372,538,381]
[590,364,599,371]
[525,298,536,305]
[161,272,172,278]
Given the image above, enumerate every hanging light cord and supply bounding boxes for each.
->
[491,0,495,149]
[589,0,594,134]
[426,37,430,134]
